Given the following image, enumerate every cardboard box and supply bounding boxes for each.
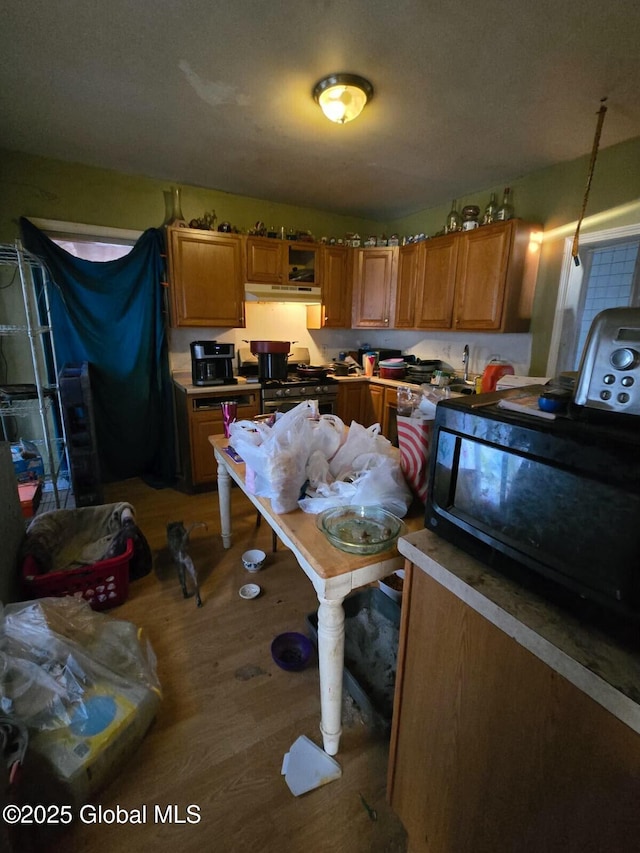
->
[11,443,44,483]
[18,480,42,518]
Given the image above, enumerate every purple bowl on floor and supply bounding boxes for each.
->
[271,632,313,672]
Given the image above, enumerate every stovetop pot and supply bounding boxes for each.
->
[245,340,294,355]
[258,352,288,381]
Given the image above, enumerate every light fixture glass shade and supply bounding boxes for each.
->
[313,74,373,124]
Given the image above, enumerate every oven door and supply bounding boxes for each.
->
[262,396,337,415]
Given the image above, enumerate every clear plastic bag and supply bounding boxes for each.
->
[0,596,160,733]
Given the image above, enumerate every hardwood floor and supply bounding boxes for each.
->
[22,479,408,853]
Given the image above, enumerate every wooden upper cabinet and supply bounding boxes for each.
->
[416,236,458,329]
[453,223,511,330]
[167,227,245,328]
[395,242,424,328]
[320,244,352,328]
[454,220,540,332]
[397,220,542,333]
[245,236,286,284]
[352,247,398,328]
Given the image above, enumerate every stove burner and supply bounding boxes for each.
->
[258,374,337,388]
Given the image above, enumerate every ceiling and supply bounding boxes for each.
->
[2,0,640,222]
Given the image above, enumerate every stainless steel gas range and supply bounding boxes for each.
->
[260,377,338,415]
[237,346,338,415]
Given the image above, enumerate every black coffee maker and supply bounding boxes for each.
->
[190,341,236,386]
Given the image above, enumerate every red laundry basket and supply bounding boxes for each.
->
[21,538,133,611]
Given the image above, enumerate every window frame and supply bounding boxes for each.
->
[546,223,640,376]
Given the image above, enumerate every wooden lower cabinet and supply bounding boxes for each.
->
[363,383,384,427]
[381,386,398,445]
[174,386,259,487]
[388,566,640,853]
[337,380,399,441]
[336,380,365,426]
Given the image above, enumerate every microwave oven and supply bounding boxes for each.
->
[424,387,640,624]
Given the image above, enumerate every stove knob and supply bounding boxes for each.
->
[284,387,292,396]
[275,388,284,398]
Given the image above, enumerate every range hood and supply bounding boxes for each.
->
[244,282,322,304]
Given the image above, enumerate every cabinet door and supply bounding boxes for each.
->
[246,237,285,284]
[453,223,511,330]
[395,243,424,328]
[168,228,245,327]
[363,383,384,427]
[389,566,640,853]
[320,245,352,327]
[288,243,321,286]
[352,248,398,328]
[382,386,398,445]
[336,380,364,425]
[415,236,457,329]
[191,416,221,483]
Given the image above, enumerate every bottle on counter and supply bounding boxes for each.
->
[495,188,515,221]
[482,192,499,225]
[445,200,462,233]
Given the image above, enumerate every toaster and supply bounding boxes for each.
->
[574,307,640,416]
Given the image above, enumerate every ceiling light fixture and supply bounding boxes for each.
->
[313,74,374,124]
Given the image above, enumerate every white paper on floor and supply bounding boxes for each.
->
[281,735,342,796]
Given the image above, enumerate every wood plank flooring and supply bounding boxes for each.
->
[24,479,408,853]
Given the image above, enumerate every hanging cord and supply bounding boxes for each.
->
[572,98,608,266]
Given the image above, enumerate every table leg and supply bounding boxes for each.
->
[316,596,345,756]
[216,455,233,549]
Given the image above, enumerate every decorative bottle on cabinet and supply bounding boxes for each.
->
[482,192,499,225]
[495,188,514,221]
[445,200,462,233]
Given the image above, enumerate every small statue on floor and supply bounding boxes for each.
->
[166,521,207,607]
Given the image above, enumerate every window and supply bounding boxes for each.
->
[28,219,141,262]
[547,225,640,376]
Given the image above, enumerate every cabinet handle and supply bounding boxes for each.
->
[384,318,389,324]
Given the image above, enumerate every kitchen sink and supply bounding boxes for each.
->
[448,380,476,395]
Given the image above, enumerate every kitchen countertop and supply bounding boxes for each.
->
[398,528,640,736]
[173,370,426,394]
[173,371,259,394]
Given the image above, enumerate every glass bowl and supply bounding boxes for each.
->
[317,506,406,555]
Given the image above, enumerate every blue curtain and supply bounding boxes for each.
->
[20,217,174,485]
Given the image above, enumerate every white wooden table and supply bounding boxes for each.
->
[210,435,420,755]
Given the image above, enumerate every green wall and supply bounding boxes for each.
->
[0,148,381,244]
[2,138,639,375]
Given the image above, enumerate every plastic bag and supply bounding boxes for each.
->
[0,596,160,733]
[328,422,391,479]
[397,414,433,504]
[299,422,412,518]
[229,401,318,513]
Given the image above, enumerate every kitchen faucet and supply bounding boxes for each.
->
[462,344,470,381]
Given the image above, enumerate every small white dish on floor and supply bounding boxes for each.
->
[239,583,261,600]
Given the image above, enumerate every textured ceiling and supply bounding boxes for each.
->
[1,0,640,221]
